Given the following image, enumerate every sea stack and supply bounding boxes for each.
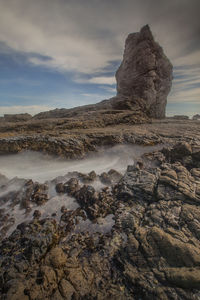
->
[116,25,173,118]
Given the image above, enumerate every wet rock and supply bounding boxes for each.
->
[167,142,192,159]
[162,142,200,169]
[70,170,97,183]
[64,178,80,196]
[33,210,41,219]
[2,141,200,299]
[77,185,98,204]
[100,172,112,185]
[74,185,114,220]
[31,183,49,205]
[55,182,66,193]
[117,166,158,202]
[100,169,122,185]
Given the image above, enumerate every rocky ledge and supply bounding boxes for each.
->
[1,140,200,299]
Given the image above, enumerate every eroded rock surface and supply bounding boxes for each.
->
[116,25,173,118]
[0,113,32,123]
[1,141,200,299]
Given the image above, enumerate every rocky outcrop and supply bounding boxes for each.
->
[0,132,162,158]
[31,25,172,121]
[116,25,173,118]
[3,113,32,122]
[1,141,200,299]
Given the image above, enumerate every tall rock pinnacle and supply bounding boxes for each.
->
[115,25,173,118]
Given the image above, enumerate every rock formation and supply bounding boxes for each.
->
[33,25,172,120]
[1,141,200,299]
[116,25,173,118]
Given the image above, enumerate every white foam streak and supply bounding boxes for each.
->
[0,145,160,183]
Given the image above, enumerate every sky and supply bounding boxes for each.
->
[0,0,199,117]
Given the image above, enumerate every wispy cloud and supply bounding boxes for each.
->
[169,64,200,104]
[101,86,116,94]
[0,0,199,111]
[0,0,199,75]
[75,76,116,85]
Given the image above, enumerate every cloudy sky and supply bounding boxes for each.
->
[0,0,199,117]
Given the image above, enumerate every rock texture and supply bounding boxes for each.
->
[1,24,199,300]
[1,140,200,299]
[2,113,32,122]
[116,25,173,118]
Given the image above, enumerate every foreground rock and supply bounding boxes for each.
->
[1,141,200,299]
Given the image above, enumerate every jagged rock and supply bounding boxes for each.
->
[117,166,158,202]
[67,170,97,184]
[162,142,200,169]
[116,24,173,118]
[63,178,80,195]
[2,141,200,299]
[31,183,49,205]
[100,169,122,185]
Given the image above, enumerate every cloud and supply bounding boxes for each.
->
[0,0,123,74]
[75,76,116,85]
[168,64,200,104]
[0,105,55,116]
[101,86,116,94]
[0,0,199,75]
[0,0,199,108]
[88,76,116,85]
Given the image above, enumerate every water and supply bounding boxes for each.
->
[0,144,160,182]
[0,144,162,238]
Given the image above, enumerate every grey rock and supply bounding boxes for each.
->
[116,24,173,118]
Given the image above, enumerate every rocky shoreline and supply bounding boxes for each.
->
[0,24,200,299]
[1,138,200,299]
